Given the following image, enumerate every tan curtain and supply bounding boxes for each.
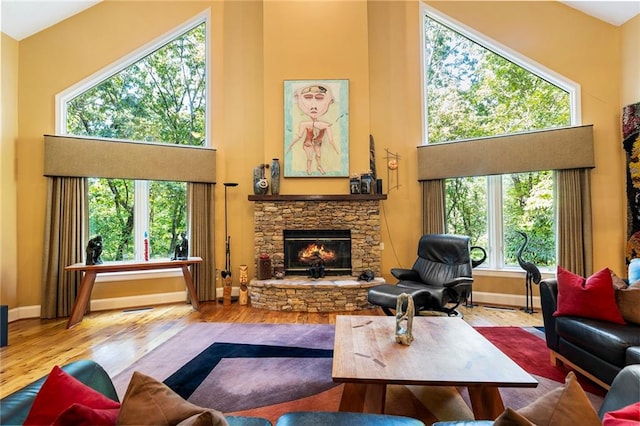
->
[556,168,593,276]
[421,179,446,234]
[41,177,88,319]
[188,182,216,301]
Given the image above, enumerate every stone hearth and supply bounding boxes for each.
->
[249,276,384,312]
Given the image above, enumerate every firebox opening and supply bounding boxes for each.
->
[284,229,351,276]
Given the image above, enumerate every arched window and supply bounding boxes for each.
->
[422,6,579,271]
[57,16,207,261]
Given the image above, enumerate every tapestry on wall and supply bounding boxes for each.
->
[623,102,640,263]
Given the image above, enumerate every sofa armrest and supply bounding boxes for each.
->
[539,279,560,352]
[0,360,118,426]
[598,364,640,419]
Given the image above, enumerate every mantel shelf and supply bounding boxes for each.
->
[248,194,387,202]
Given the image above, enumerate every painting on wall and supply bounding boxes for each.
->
[623,102,640,263]
[283,79,349,177]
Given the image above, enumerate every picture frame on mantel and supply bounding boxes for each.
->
[283,79,349,177]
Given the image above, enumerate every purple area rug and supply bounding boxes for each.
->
[112,323,604,425]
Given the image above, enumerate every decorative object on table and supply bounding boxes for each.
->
[623,102,640,263]
[253,164,269,195]
[171,232,189,260]
[270,158,281,195]
[143,231,149,261]
[283,79,349,177]
[516,231,541,314]
[349,174,361,194]
[85,235,103,265]
[395,293,414,346]
[308,251,325,279]
[238,265,249,305]
[360,171,373,195]
[221,182,238,306]
[385,148,401,191]
[258,253,272,280]
[274,264,285,279]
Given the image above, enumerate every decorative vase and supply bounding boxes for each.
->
[270,158,280,195]
[253,164,269,195]
[258,253,271,280]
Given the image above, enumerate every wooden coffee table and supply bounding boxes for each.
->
[332,315,538,420]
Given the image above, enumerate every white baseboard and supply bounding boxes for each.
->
[471,291,541,310]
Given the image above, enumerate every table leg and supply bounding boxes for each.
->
[67,271,97,329]
[339,383,386,413]
[467,385,505,420]
[181,265,201,311]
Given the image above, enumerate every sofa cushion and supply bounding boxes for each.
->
[556,317,640,367]
[117,371,227,426]
[616,286,640,325]
[23,365,120,426]
[516,371,600,426]
[53,403,120,426]
[554,267,626,324]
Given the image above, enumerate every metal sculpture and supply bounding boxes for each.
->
[516,231,541,314]
[221,182,238,305]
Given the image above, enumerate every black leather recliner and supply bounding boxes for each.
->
[368,234,486,316]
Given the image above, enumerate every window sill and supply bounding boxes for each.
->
[473,268,555,280]
[94,269,183,283]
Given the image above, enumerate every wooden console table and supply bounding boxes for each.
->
[65,257,202,329]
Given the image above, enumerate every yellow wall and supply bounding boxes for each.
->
[1,33,19,308]
[621,14,640,106]
[4,0,637,314]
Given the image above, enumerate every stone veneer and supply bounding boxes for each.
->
[249,277,384,312]
[251,198,383,276]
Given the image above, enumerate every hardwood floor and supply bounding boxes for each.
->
[0,301,542,398]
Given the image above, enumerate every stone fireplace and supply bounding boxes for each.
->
[250,194,385,276]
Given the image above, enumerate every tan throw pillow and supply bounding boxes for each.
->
[117,371,228,426]
[517,372,600,426]
[611,270,629,289]
[494,407,535,425]
[616,287,640,325]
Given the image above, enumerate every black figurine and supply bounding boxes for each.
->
[86,235,103,265]
[172,232,189,260]
[308,251,325,279]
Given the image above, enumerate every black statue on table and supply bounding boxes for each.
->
[172,232,189,260]
[86,235,103,265]
[516,231,541,314]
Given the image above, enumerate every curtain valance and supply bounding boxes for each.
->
[44,135,216,183]
[417,125,594,180]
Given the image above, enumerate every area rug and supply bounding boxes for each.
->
[112,323,605,425]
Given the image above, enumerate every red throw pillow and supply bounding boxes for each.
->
[603,402,640,425]
[23,365,120,426]
[554,266,626,324]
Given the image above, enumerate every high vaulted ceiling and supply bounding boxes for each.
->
[1,0,639,41]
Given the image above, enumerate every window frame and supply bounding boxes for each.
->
[55,12,210,280]
[420,5,581,275]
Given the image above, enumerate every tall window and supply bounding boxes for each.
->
[423,11,571,270]
[63,21,206,261]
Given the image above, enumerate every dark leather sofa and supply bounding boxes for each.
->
[0,359,271,426]
[540,278,640,388]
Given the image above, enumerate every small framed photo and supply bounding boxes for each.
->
[284,79,349,177]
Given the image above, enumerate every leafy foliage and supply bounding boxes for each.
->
[424,16,570,267]
[67,24,205,261]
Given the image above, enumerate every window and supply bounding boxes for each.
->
[423,9,573,270]
[61,20,206,261]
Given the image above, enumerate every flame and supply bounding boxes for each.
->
[298,243,336,263]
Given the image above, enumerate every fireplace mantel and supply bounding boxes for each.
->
[248,194,386,202]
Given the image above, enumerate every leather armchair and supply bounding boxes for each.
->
[368,234,486,316]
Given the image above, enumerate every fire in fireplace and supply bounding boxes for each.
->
[283,229,351,276]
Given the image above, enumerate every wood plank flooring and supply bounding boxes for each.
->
[0,301,542,398]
